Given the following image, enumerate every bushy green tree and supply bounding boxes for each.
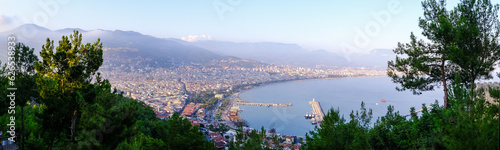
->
[388,0,457,109]
[115,132,166,150]
[306,102,372,150]
[163,112,215,150]
[120,112,215,150]
[388,0,500,109]
[71,76,140,149]
[34,30,103,148]
[451,0,500,91]
[432,77,499,149]
[21,104,47,150]
[368,105,408,150]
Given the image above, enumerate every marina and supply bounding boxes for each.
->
[305,98,325,125]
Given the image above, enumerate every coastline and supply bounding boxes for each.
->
[233,75,387,101]
[225,75,387,128]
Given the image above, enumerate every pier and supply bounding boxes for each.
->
[306,98,325,124]
[405,106,433,117]
[236,99,292,107]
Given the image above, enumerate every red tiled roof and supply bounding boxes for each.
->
[181,103,200,116]
[156,112,171,119]
[215,141,225,148]
[209,132,217,137]
[213,135,227,142]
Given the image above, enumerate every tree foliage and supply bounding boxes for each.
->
[388,0,456,109]
[33,30,104,147]
[306,103,372,150]
[35,30,103,95]
[117,112,215,150]
[388,0,500,109]
[451,0,500,88]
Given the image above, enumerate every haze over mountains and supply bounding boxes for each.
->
[177,40,394,68]
[0,24,394,69]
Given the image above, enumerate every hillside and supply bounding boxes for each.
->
[0,24,266,69]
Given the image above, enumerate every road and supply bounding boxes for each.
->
[220,92,240,129]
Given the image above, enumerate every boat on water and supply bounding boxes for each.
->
[310,118,317,125]
[304,114,315,119]
[381,99,386,102]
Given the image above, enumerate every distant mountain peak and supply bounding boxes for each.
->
[2,23,52,34]
[18,23,49,30]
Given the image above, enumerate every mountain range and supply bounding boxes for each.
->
[0,24,395,69]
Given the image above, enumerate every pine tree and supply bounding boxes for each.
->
[450,0,500,92]
[34,30,103,147]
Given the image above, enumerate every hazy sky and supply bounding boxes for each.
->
[0,0,474,54]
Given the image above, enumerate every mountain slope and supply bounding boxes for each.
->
[0,24,224,67]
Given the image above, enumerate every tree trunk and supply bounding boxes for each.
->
[441,61,449,109]
[70,110,77,142]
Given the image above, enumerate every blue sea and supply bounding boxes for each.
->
[238,75,500,136]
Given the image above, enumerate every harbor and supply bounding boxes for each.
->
[305,98,325,125]
[222,91,294,129]
[236,77,446,136]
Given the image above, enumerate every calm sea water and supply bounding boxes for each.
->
[238,76,500,136]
